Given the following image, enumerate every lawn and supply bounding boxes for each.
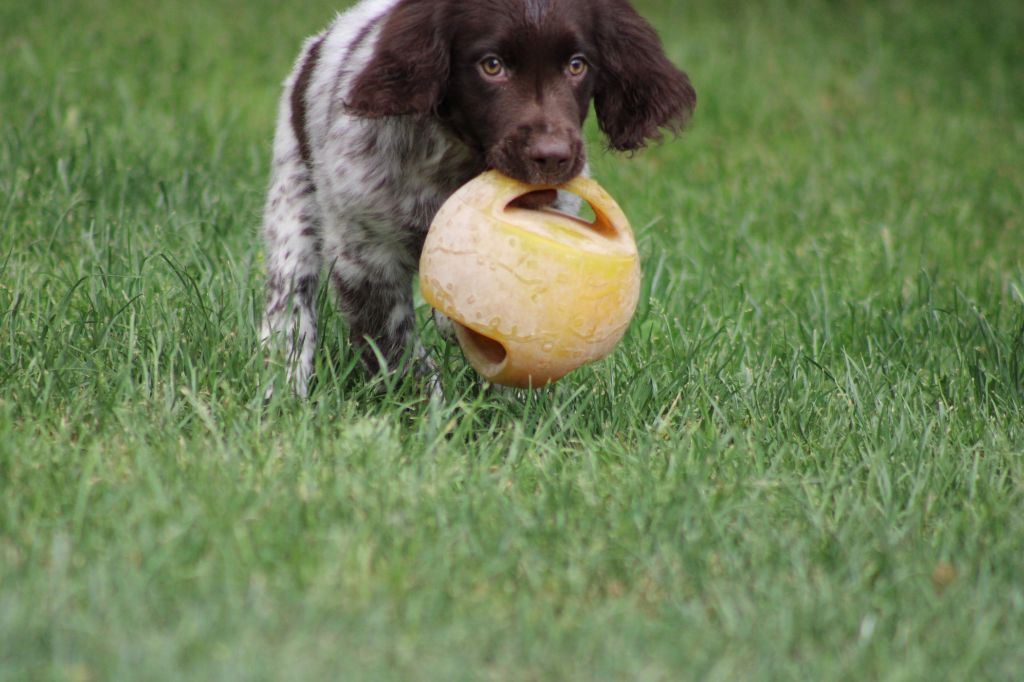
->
[1,0,1022,679]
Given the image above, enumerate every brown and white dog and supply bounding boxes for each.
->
[260,0,696,397]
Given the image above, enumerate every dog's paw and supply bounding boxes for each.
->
[406,338,447,401]
[432,308,457,344]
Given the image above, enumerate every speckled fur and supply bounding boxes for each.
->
[260,0,482,397]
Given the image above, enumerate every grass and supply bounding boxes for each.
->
[1,0,1022,679]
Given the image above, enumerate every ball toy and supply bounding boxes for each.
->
[419,171,641,388]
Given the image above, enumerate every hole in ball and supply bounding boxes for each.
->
[456,323,508,369]
[509,189,559,210]
[506,190,612,238]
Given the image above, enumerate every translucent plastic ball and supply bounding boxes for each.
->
[420,171,641,388]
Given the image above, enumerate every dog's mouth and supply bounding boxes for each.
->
[509,189,559,210]
[486,137,586,187]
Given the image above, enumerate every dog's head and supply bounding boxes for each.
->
[346,0,696,186]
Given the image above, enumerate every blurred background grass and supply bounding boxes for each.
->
[1,1,1023,680]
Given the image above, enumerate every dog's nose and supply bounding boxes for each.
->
[529,137,572,177]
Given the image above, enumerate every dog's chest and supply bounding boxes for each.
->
[385,123,482,230]
[315,117,482,263]
[311,115,483,274]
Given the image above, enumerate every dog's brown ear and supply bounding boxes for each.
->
[594,0,696,151]
[346,0,450,117]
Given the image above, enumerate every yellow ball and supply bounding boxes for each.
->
[420,171,641,388]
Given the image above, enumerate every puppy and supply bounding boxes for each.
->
[260,0,695,397]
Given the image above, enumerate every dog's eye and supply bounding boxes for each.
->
[567,56,588,77]
[479,56,506,79]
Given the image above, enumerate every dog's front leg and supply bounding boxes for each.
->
[330,261,439,393]
[260,154,322,399]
